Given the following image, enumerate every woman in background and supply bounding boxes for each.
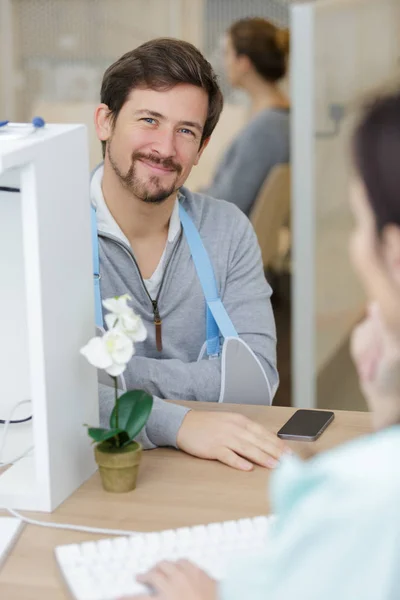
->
[130,90,400,600]
[204,17,290,216]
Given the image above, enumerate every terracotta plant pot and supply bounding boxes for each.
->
[94,441,142,493]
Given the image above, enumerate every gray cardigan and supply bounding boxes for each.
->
[97,186,278,449]
[206,108,290,215]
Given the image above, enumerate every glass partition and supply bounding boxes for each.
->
[292,0,400,410]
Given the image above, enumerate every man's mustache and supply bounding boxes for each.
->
[131,152,182,175]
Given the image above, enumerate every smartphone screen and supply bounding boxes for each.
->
[277,409,335,441]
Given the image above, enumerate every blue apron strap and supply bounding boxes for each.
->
[91,204,103,328]
[179,203,238,356]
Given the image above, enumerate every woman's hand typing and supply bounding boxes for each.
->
[120,559,217,600]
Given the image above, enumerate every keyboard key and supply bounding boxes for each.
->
[56,544,82,565]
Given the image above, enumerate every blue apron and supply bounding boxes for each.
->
[91,202,238,357]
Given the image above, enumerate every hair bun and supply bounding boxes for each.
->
[275,28,290,56]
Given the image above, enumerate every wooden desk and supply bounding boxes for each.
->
[0,402,371,600]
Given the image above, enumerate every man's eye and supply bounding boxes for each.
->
[142,118,156,124]
[179,128,195,136]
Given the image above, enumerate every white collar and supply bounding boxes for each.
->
[90,164,181,246]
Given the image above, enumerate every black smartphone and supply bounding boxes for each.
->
[277,409,335,441]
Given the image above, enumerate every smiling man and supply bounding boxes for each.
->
[92,38,283,471]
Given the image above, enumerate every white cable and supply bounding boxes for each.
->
[0,446,33,468]
[0,399,32,466]
[3,506,138,536]
[0,401,138,537]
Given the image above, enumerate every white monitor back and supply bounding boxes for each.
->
[0,169,30,419]
[0,124,99,511]
[0,168,33,468]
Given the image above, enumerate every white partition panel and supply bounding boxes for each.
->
[0,124,98,511]
[291,0,400,410]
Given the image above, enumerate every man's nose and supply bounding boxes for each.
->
[151,129,177,158]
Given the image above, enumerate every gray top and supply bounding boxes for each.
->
[205,108,290,215]
[95,185,278,449]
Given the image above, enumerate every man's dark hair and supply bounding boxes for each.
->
[353,90,400,233]
[100,38,224,157]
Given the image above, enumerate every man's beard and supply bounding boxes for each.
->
[107,143,182,204]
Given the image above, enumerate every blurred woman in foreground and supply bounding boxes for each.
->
[128,90,400,600]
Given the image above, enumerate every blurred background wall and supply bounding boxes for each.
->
[0,0,290,182]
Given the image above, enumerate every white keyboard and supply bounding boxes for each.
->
[55,515,271,600]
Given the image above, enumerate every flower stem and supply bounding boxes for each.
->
[114,376,119,430]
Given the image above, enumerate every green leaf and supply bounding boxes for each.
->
[110,390,153,442]
[87,427,125,444]
[117,430,131,447]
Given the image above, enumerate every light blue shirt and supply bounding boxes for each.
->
[220,426,400,600]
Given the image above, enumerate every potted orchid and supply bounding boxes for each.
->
[80,295,153,493]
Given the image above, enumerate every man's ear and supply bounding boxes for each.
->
[382,224,400,284]
[194,137,211,166]
[94,104,113,142]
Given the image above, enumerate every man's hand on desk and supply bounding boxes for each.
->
[120,559,217,600]
[176,410,288,470]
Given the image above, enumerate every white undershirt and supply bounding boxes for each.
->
[90,165,181,298]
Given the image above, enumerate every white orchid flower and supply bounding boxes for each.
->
[102,294,132,315]
[80,329,134,377]
[105,311,147,342]
[103,295,147,343]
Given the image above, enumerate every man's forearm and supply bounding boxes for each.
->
[123,356,223,402]
[98,383,190,449]
[122,351,277,405]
